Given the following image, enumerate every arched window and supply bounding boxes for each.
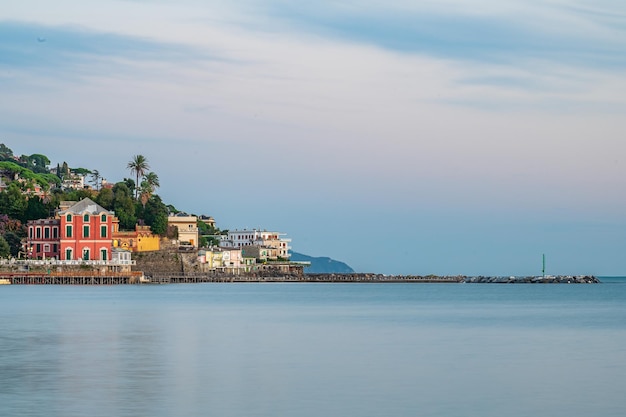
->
[82,248,90,260]
[66,214,72,222]
[65,248,73,260]
[101,214,107,222]
[83,214,89,222]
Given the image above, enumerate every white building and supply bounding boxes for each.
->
[220,229,291,259]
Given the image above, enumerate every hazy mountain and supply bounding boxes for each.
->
[290,252,355,274]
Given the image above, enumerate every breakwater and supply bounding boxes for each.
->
[0,271,599,284]
[145,273,599,284]
[463,275,599,284]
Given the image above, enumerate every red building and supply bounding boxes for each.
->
[26,218,61,259]
[27,198,116,261]
[58,198,116,261]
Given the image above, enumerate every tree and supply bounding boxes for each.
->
[143,195,169,235]
[127,155,149,200]
[95,187,114,210]
[0,183,28,220]
[23,196,50,222]
[0,144,13,161]
[0,235,10,258]
[61,162,69,179]
[112,182,136,230]
[72,167,92,176]
[64,189,93,201]
[27,154,51,173]
[139,172,160,208]
[3,231,24,258]
[90,170,101,191]
[143,172,160,192]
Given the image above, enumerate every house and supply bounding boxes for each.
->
[167,213,199,247]
[58,198,116,261]
[112,225,160,252]
[220,229,291,260]
[242,245,281,262]
[26,198,116,261]
[26,218,61,259]
[61,173,85,190]
[198,215,216,229]
[201,247,251,273]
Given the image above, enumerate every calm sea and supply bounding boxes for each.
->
[1,279,626,417]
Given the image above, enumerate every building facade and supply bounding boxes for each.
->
[58,198,116,261]
[25,198,116,261]
[112,225,160,252]
[167,213,199,247]
[220,229,291,259]
[26,218,61,259]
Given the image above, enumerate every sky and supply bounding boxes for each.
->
[2,0,626,276]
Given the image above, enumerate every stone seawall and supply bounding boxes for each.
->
[463,275,599,283]
[144,273,599,284]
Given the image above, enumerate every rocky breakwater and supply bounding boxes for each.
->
[464,275,600,284]
[304,274,464,282]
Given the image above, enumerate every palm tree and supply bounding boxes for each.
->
[127,155,149,200]
[143,172,160,192]
[139,172,160,208]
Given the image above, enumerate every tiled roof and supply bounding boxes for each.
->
[58,197,112,215]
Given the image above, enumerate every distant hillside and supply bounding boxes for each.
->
[290,252,355,274]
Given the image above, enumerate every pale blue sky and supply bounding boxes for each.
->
[2,0,625,275]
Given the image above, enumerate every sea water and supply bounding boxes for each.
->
[1,279,626,417]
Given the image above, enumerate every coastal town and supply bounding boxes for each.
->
[0,144,307,284]
[0,144,600,285]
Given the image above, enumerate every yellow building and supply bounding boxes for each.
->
[112,225,160,252]
[204,250,224,269]
[167,213,199,247]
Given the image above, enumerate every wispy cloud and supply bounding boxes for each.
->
[257,1,626,70]
[0,20,217,79]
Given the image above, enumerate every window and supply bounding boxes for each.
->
[44,228,50,239]
[66,214,72,222]
[36,244,41,253]
[100,249,107,261]
[36,228,41,239]
[53,244,58,253]
[82,249,90,260]
[83,225,90,238]
[101,225,107,238]
[65,248,72,260]
[53,227,58,238]
[66,225,72,238]
[101,214,107,222]
[29,227,33,238]
[44,244,50,252]
[83,214,89,222]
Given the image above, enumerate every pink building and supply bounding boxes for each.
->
[26,218,61,259]
[58,198,116,261]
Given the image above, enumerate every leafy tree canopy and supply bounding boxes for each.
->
[0,144,14,160]
[71,167,92,176]
[0,235,10,258]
